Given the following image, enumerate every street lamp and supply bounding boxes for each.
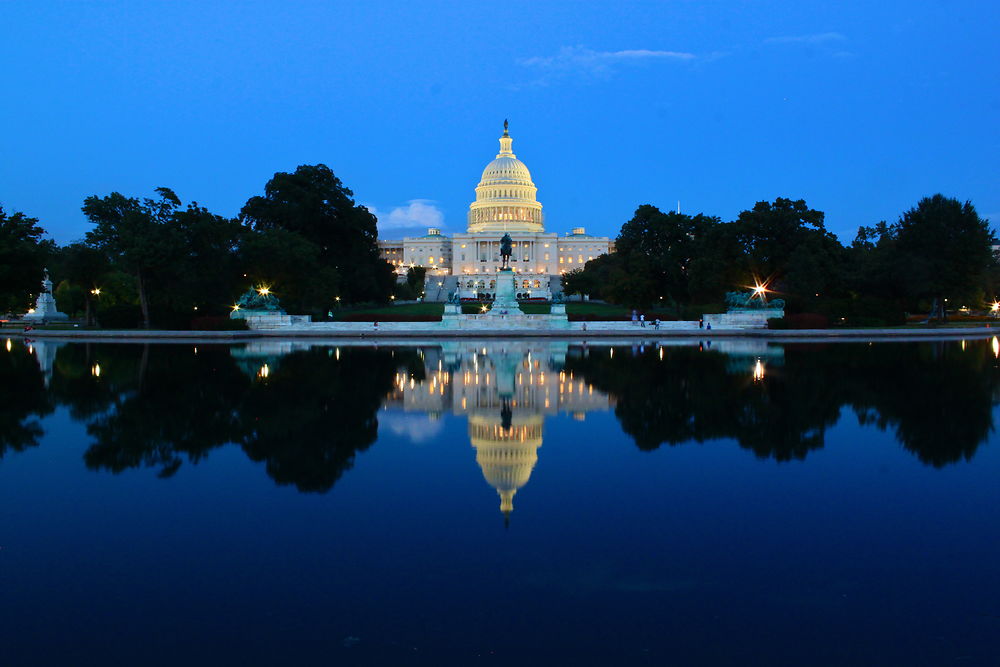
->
[91,288,101,296]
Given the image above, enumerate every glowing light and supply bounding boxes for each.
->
[231,304,240,311]
[257,286,271,296]
[5,338,11,352]
[91,363,101,378]
[481,305,488,312]
[753,359,765,382]
[335,296,341,302]
[753,283,767,296]
[27,308,35,314]
[993,337,999,359]
[258,364,270,379]
[91,288,101,296]
[991,301,999,313]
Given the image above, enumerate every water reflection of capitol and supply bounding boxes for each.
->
[383,342,613,520]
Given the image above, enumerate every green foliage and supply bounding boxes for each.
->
[240,164,394,306]
[850,195,995,320]
[82,188,185,328]
[0,206,54,313]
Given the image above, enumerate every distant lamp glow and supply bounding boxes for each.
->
[258,364,270,379]
[257,286,271,296]
[27,308,35,314]
[231,304,240,312]
[991,301,999,314]
[390,295,396,301]
[91,363,101,378]
[5,338,11,352]
[480,305,488,313]
[753,359,765,382]
[91,288,101,296]
[993,337,999,359]
[753,283,767,297]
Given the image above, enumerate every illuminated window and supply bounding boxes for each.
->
[559,257,564,264]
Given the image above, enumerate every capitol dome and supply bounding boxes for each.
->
[468,122,545,233]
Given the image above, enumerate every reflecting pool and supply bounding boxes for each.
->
[2,337,1000,665]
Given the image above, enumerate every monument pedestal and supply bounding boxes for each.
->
[24,270,68,321]
[487,269,523,317]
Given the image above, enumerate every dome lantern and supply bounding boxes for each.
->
[467,121,545,233]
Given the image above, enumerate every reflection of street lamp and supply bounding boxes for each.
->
[991,301,999,315]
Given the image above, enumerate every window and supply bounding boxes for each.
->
[544,253,550,260]
[559,257,564,264]
[533,280,541,288]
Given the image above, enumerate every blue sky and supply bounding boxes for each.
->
[1,0,997,244]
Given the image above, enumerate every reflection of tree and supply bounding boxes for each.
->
[567,341,1000,466]
[81,346,246,477]
[236,348,401,492]
[566,346,842,460]
[49,343,129,421]
[847,342,998,467]
[61,344,406,492]
[0,344,52,456]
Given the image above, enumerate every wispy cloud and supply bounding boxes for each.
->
[379,412,444,444]
[516,46,695,86]
[367,199,444,232]
[765,32,846,45]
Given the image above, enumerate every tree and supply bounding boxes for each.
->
[240,164,394,308]
[893,194,995,319]
[170,202,243,315]
[604,205,721,311]
[82,188,185,328]
[733,198,827,282]
[53,243,110,325]
[0,206,54,313]
[238,228,339,316]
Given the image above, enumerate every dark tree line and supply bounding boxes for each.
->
[4,339,997,491]
[2,165,395,328]
[564,340,1000,466]
[564,195,995,322]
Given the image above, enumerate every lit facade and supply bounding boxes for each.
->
[378,125,612,299]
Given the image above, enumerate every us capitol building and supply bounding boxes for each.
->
[378,122,613,300]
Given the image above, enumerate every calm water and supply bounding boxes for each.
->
[2,336,999,666]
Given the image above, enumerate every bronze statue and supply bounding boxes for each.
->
[500,233,513,270]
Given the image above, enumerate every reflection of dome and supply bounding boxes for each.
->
[467,123,544,233]
[470,414,542,519]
